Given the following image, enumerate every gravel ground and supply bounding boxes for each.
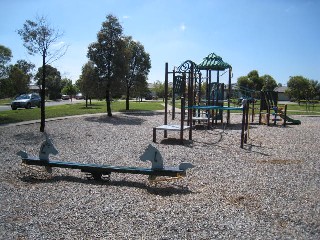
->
[0,112,319,239]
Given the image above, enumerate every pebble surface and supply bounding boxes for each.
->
[0,111,319,239]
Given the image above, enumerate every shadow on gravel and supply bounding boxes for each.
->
[84,114,146,126]
[120,111,164,116]
[159,138,193,147]
[20,175,193,196]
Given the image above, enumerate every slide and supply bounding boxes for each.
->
[280,114,301,125]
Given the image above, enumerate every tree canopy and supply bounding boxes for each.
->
[61,78,77,97]
[237,70,277,94]
[18,15,67,132]
[35,65,62,100]
[261,74,277,91]
[0,58,34,98]
[0,45,12,79]
[122,36,151,109]
[87,14,124,116]
[78,61,100,100]
[286,76,315,103]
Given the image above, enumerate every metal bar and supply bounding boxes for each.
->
[164,63,168,138]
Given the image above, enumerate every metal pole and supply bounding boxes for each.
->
[227,67,232,124]
[164,62,168,138]
[172,69,175,120]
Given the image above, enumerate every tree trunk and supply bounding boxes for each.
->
[106,84,112,117]
[126,88,130,110]
[40,53,46,132]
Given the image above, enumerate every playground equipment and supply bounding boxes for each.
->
[154,53,250,148]
[18,137,194,183]
[153,62,191,144]
[259,91,301,126]
[170,53,233,125]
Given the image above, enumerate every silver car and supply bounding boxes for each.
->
[11,93,41,110]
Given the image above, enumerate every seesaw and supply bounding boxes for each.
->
[17,136,194,183]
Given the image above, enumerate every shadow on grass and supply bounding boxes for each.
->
[0,116,20,125]
[79,106,103,110]
[20,174,193,196]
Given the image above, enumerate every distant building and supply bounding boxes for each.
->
[274,86,290,101]
[29,84,41,93]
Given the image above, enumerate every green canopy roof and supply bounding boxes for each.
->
[198,52,231,71]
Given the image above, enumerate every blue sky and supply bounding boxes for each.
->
[1,0,319,85]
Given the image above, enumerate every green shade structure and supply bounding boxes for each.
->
[198,52,231,70]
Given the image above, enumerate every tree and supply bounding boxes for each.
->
[286,76,312,104]
[61,79,77,99]
[0,45,13,98]
[15,60,35,80]
[133,77,150,101]
[8,65,30,96]
[87,14,124,117]
[237,70,277,98]
[35,65,62,100]
[78,61,100,105]
[152,80,166,99]
[248,70,263,91]
[310,80,320,100]
[261,74,277,91]
[0,45,12,79]
[18,16,68,132]
[0,60,33,98]
[237,76,254,96]
[122,36,151,110]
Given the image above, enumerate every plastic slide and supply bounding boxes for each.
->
[280,114,301,125]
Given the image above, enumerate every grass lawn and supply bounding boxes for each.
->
[0,100,164,125]
[0,98,11,105]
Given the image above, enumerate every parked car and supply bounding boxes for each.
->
[61,94,70,100]
[238,97,256,105]
[75,93,85,100]
[11,93,41,110]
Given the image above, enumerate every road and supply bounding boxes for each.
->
[0,99,85,112]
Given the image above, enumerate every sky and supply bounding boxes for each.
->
[1,0,319,86]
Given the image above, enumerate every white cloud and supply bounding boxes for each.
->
[52,41,65,48]
[123,15,130,19]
